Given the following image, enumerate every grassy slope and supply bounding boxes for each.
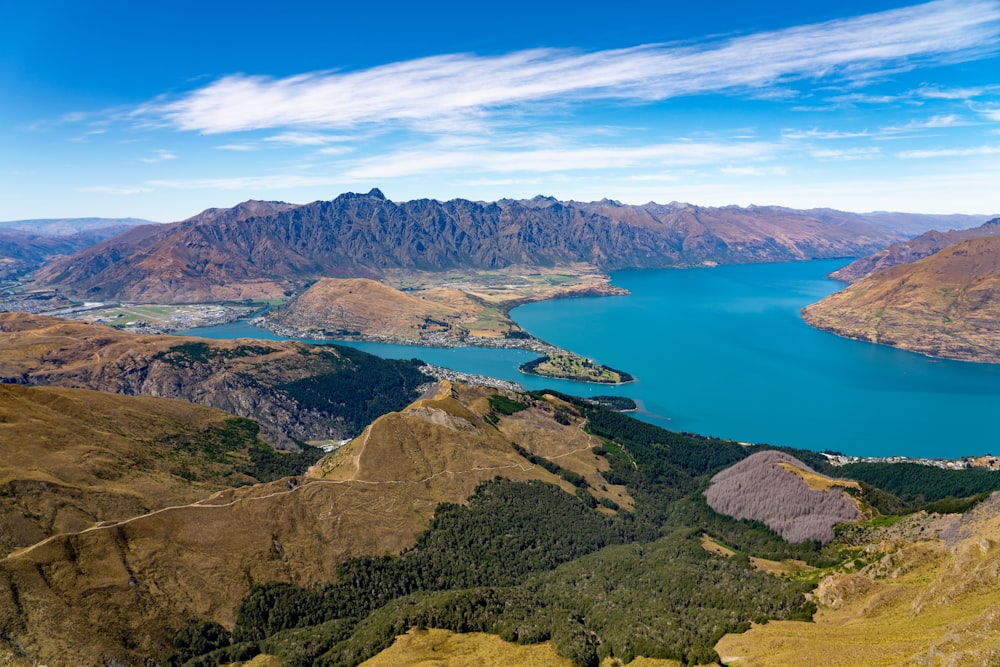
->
[0,384,264,556]
[267,277,521,340]
[715,494,1000,665]
[358,628,685,667]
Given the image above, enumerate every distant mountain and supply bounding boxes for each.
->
[0,220,146,281]
[852,211,993,237]
[0,216,154,236]
[33,190,908,303]
[803,236,1000,363]
[704,450,861,543]
[830,217,1000,282]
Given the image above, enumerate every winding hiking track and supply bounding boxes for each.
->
[5,443,600,563]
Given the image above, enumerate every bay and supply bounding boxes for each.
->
[178,259,1000,458]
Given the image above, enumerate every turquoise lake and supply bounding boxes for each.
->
[179,259,1000,458]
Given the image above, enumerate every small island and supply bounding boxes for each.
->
[586,395,638,412]
[519,353,634,384]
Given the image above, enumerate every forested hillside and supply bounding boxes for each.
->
[168,392,840,667]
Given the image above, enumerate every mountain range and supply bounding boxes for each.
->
[0,218,148,281]
[33,190,937,303]
[829,217,1000,283]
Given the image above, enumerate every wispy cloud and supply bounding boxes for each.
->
[782,128,872,140]
[140,149,178,163]
[216,143,259,151]
[897,144,1000,158]
[135,0,1000,135]
[720,166,789,176]
[148,174,346,190]
[79,185,155,195]
[970,103,1000,121]
[811,147,882,160]
[264,132,355,146]
[343,141,779,179]
[916,84,1000,100]
[890,114,965,129]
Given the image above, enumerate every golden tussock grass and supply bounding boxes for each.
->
[359,628,690,667]
[716,498,1000,666]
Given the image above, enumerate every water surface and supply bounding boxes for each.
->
[180,260,1000,458]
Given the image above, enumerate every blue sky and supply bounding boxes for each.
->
[3,0,999,221]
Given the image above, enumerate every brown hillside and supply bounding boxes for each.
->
[0,384,266,556]
[830,217,1000,282]
[704,450,861,543]
[803,236,1000,363]
[32,190,903,303]
[0,381,624,666]
[0,313,427,446]
[716,493,1000,666]
[266,277,523,341]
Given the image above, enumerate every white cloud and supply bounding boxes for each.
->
[811,147,883,160]
[79,185,155,195]
[343,141,779,179]
[916,84,999,99]
[782,128,872,140]
[216,143,259,151]
[140,149,178,163]
[720,166,789,176]
[148,174,347,190]
[264,132,354,146]
[892,114,964,129]
[971,104,1000,121]
[897,144,1000,158]
[136,0,1000,135]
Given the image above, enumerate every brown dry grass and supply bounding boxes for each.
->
[777,462,860,492]
[803,236,1000,363]
[747,557,815,578]
[716,497,1000,666]
[700,535,815,578]
[359,628,688,667]
[700,534,736,558]
[0,384,260,555]
[269,277,520,340]
[359,628,575,667]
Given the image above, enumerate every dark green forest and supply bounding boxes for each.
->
[274,347,428,434]
[835,461,1000,504]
